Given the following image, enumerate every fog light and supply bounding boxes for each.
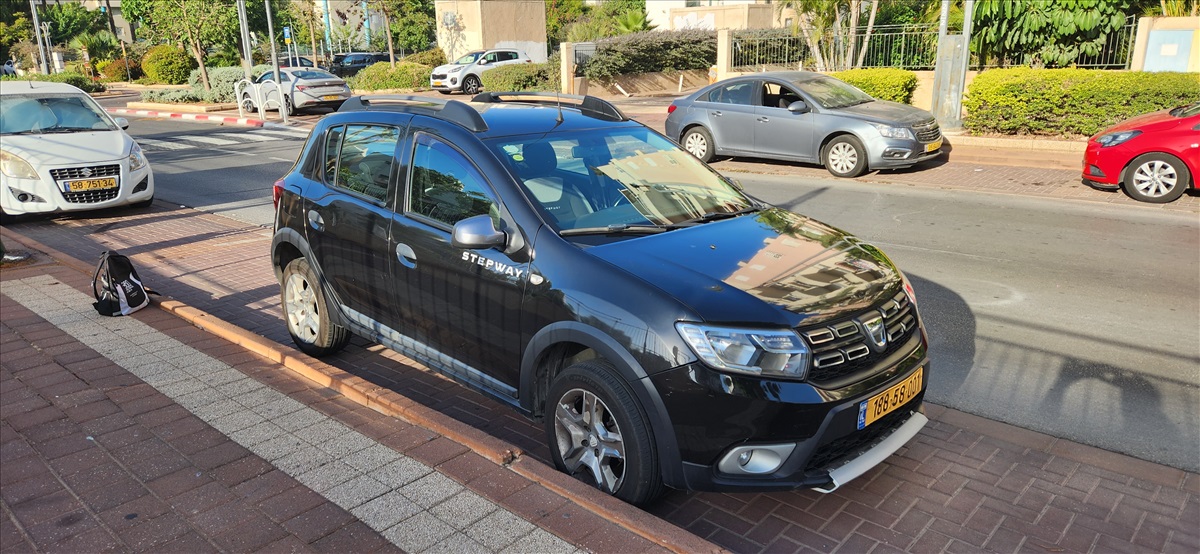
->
[717,443,796,475]
[883,148,911,159]
[1088,164,1106,178]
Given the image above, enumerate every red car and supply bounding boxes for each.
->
[1082,102,1200,203]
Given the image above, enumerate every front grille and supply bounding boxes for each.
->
[801,290,918,385]
[431,73,447,80]
[63,188,120,204]
[912,120,941,143]
[49,164,121,181]
[805,402,919,472]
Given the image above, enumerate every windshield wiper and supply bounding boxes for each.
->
[559,224,670,237]
[42,126,98,133]
[1,130,40,135]
[670,206,760,227]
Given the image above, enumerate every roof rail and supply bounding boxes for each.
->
[470,91,628,122]
[338,95,487,132]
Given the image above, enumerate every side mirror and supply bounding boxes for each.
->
[477,59,489,65]
[787,100,810,114]
[114,117,129,130]
[452,214,507,249]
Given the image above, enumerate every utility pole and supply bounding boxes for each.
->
[28,0,49,74]
[265,0,288,124]
[236,0,254,81]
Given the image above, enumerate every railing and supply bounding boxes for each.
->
[731,16,1137,72]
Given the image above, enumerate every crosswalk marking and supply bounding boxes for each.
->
[179,135,240,146]
[137,138,191,151]
[215,132,281,142]
[253,129,310,139]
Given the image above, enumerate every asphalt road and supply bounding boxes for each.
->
[125,118,1200,472]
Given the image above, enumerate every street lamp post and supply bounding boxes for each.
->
[264,0,288,124]
[28,0,49,74]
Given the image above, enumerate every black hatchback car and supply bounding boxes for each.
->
[271,93,930,505]
[327,52,389,78]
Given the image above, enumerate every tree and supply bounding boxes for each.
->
[973,0,1140,67]
[546,0,587,50]
[390,0,435,55]
[0,7,34,64]
[70,30,118,76]
[614,9,655,34]
[777,0,896,70]
[120,0,237,91]
[39,3,107,46]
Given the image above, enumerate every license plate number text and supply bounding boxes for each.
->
[858,367,923,429]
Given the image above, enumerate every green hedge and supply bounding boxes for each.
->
[187,65,272,103]
[96,57,143,82]
[404,48,446,67]
[583,29,716,80]
[481,62,557,92]
[964,68,1200,136]
[0,72,105,93]
[139,88,205,103]
[830,68,918,104]
[348,62,432,91]
[142,45,195,84]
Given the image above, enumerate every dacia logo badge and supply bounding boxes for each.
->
[860,314,887,350]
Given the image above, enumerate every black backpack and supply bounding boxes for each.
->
[92,251,155,316]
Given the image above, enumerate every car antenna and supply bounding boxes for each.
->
[555,89,563,124]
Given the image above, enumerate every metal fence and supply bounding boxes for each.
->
[731,16,1137,73]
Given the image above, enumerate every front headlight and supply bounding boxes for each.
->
[447,65,464,73]
[128,143,147,171]
[677,323,809,380]
[0,150,39,179]
[871,123,914,140]
[1095,130,1141,147]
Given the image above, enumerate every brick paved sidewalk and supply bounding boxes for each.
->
[0,263,686,553]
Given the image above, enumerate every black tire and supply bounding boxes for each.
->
[545,360,663,506]
[681,126,715,163]
[1122,152,1191,203]
[822,135,868,178]
[280,258,349,356]
[283,95,296,116]
[240,94,256,112]
[462,75,482,95]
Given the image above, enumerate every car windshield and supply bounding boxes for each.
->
[1170,102,1200,117]
[791,74,874,109]
[291,70,336,80]
[454,51,484,64]
[489,126,754,233]
[0,93,117,135]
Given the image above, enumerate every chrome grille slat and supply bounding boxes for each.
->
[799,290,921,385]
[50,164,121,181]
[63,189,119,204]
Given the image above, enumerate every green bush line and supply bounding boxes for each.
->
[965,68,1200,137]
[0,72,105,93]
[583,29,716,80]
[348,61,433,91]
[830,68,918,104]
[142,45,194,85]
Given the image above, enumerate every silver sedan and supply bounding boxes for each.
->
[240,68,351,115]
[665,71,943,178]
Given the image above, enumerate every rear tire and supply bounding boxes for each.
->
[681,126,715,163]
[281,258,349,356]
[1123,153,1190,203]
[283,94,296,116]
[545,360,663,506]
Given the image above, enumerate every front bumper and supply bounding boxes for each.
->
[868,135,944,169]
[650,336,928,493]
[1081,140,1125,187]
[295,91,351,110]
[1,160,154,216]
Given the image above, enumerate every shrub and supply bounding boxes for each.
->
[139,88,205,103]
[964,68,1200,137]
[404,48,446,67]
[96,57,143,82]
[830,68,918,104]
[188,65,272,103]
[142,45,195,84]
[348,61,432,91]
[0,72,105,93]
[481,62,557,92]
[583,29,716,80]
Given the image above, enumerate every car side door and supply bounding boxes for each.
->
[388,124,529,398]
[303,119,410,326]
[693,80,758,155]
[754,81,817,162]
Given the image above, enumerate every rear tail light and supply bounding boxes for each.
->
[296,85,311,91]
[667,104,677,114]
[273,179,285,209]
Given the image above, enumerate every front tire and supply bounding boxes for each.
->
[240,94,256,112]
[462,75,482,95]
[545,360,663,506]
[1123,153,1190,203]
[130,195,154,209]
[681,126,715,163]
[822,135,868,178]
[281,258,349,356]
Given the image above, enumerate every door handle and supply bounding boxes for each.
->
[307,210,324,231]
[711,111,722,117]
[758,116,769,122]
[395,243,417,269]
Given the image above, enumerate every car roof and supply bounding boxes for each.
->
[0,80,86,95]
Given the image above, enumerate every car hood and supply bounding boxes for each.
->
[588,209,903,328]
[1,130,131,166]
[1093,107,1181,136]
[432,63,469,73]
[831,100,933,125]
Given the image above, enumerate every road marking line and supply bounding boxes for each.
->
[179,135,240,146]
[252,129,309,139]
[136,138,190,150]
[215,132,279,142]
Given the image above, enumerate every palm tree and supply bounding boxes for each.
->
[69,30,118,78]
[614,10,656,35]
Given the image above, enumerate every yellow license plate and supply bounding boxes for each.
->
[925,138,943,153]
[64,177,117,192]
[322,95,341,101]
[432,80,443,86]
[858,367,922,429]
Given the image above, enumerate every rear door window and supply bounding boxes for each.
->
[322,124,400,203]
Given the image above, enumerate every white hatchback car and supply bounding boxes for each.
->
[1,81,154,217]
[430,48,532,95]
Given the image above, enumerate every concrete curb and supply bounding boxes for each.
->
[106,107,267,127]
[0,224,724,554]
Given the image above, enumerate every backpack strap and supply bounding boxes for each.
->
[91,251,111,302]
